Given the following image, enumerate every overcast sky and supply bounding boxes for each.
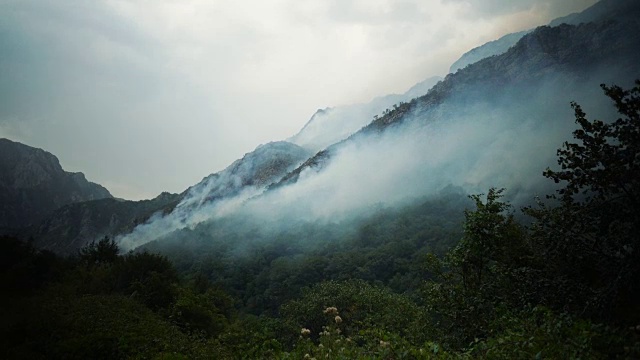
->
[0,0,597,200]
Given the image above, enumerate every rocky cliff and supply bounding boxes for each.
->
[0,138,112,231]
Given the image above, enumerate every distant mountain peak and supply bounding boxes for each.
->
[179,141,311,209]
[288,76,442,151]
[0,138,112,230]
[449,0,640,75]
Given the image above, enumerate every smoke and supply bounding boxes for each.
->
[117,141,310,250]
[116,63,629,253]
[289,76,442,151]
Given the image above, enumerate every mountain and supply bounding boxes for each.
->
[30,192,181,255]
[282,6,640,187]
[0,138,185,254]
[549,0,639,27]
[0,138,112,232]
[115,0,640,253]
[449,0,638,74]
[116,141,312,251]
[0,136,311,255]
[289,76,442,151]
[449,30,531,74]
[17,0,639,255]
[179,141,311,210]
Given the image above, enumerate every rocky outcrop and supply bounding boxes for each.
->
[0,138,112,231]
[179,141,312,209]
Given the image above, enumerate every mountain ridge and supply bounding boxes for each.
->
[0,138,112,231]
[269,11,640,195]
[289,76,442,151]
[449,0,638,75]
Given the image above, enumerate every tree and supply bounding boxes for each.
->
[527,80,640,323]
[544,81,640,205]
[79,236,119,266]
[422,188,532,348]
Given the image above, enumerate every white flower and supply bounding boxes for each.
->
[301,328,311,336]
[323,306,338,315]
[334,315,343,324]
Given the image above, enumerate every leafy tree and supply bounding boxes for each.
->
[114,251,179,310]
[527,80,640,323]
[423,189,531,348]
[544,81,640,204]
[281,279,429,345]
[79,236,119,266]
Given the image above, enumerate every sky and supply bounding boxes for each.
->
[0,0,597,200]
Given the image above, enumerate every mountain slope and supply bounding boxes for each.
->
[179,141,311,210]
[31,192,181,255]
[26,141,311,255]
[289,76,442,151]
[449,30,531,74]
[118,0,640,252]
[117,141,312,251]
[449,0,637,75]
[549,0,638,27]
[270,11,640,202]
[0,138,112,231]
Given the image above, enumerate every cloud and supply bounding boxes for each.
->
[443,0,598,18]
[0,0,597,200]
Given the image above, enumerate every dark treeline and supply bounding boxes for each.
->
[1,81,639,358]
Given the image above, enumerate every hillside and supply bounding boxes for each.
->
[289,76,442,151]
[279,16,640,192]
[0,138,112,231]
[449,0,639,75]
[31,192,181,255]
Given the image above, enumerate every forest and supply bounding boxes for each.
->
[1,81,639,359]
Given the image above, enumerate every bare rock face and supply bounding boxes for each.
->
[0,138,112,231]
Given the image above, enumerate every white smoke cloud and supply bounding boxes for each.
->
[117,65,630,251]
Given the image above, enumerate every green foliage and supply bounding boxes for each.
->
[451,188,528,292]
[419,81,640,355]
[284,305,456,359]
[79,236,119,266]
[5,290,223,359]
[281,280,430,345]
[0,236,66,295]
[468,307,640,359]
[170,286,234,336]
[146,191,467,316]
[544,81,640,204]
[117,251,179,310]
[422,189,533,348]
[0,238,235,360]
[527,80,640,322]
